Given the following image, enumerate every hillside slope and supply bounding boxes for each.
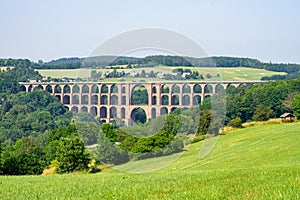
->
[1,123,300,199]
[116,122,300,172]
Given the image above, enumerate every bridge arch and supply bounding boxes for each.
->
[91,95,98,105]
[131,107,147,124]
[204,95,211,101]
[122,86,126,93]
[182,84,191,93]
[28,85,33,92]
[71,106,78,113]
[193,95,201,105]
[152,96,157,105]
[204,84,213,94]
[110,95,119,105]
[63,85,70,93]
[45,85,53,93]
[72,85,80,93]
[100,95,108,105]
[152,86,157,93]
[193,84,202,93]
[101,85,108,93]
[81,95,89,105]
[131,84,148,105]
[27,85,33,92]
[91,84,99,93]
[172,84,180,93]
[81,106,88,112]
[100,106,107,118]
[121,107,126,119]
[63,95,70,104]
[20,85,26,92]
[151,107,156,118]
[72,95,79,104]
[182,95,190,105]
[54,85,62,93]
[111,84,118,93]
[82,84,89,94]
[215,84,225,93]
[161,84,169,93]
[55,95,61,101]
[110,107,117,118]
[160,107,168,115]
[171,95,179,105]
[161,95,169,105]
[171,107,178,113]
[90,106,97,116]
[121,96,126,105]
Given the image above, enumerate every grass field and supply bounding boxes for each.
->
[0,66,13,71]
[37,66,286,81]
[1,122,299,199]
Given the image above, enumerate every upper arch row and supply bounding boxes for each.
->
[19,82,248,94]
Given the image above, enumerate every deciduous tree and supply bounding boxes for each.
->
[56,136,91,173]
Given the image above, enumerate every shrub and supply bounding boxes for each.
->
[1,136,45,175]
[253,105,275,121]
[228,117,243,128]
[192,135,206,144]
[96,132,129,165]
[55,136,91,174]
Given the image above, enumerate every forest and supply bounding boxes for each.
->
[0,58,300,175]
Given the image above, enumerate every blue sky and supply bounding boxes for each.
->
[0,0,299,63]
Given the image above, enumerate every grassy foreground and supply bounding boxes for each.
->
[1,123,300,199]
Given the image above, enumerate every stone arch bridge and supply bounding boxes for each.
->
[19,81,266,125]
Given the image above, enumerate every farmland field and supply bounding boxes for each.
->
[0,66,13,71]
[1,122,299,199]
[37,66,286,81]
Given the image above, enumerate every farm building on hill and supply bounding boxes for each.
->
[280,113,296,123]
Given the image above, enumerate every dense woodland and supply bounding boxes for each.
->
[0,57,300,175]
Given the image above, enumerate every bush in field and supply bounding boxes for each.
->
[56,136,91,173]
[96,131,129,165]
[253,105,275,121]
[120,131,184,161]
[75,122,99,146]
[44,124,92,174]
[44,124,77,163]
[228,117,243,128]
[130,131,174,153]
[192,135,206,144]
[101,123,117,142]
[162,114,180,136]
[197,110,212,136]
[1,136,45,175]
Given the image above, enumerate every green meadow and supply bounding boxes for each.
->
[0,66,13,71]
[1,122,299,199]
[37,66,285,81]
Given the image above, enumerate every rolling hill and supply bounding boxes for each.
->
[1,122,299,199]
[37,66,286,81]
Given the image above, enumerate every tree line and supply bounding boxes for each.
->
[225,79,300,122]
[2,56,299,80]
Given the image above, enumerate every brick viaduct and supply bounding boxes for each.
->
[19,81,266,125]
